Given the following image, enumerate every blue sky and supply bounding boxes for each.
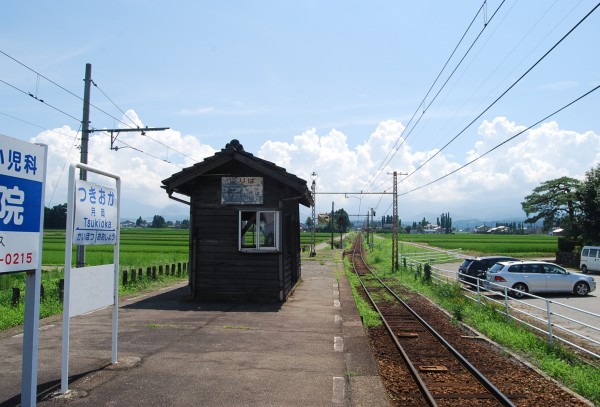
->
[1,1,599,224]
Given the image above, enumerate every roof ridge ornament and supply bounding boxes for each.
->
[224,139,244,152]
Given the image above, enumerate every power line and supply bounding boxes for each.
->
[1,51,200,165]
[88,79,199,162]
[91,80,139,129]
[371,0,598,215]
[0,78,81,123]
[401,1,600,184]
[364,0,505,192]
[0,110,78,138]
[48,125,81,206]
[0,49,136,130]
[0,50,81,100]
[105,137,185,169]
[399,82,600,197]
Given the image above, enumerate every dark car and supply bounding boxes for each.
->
[458,256,518,286]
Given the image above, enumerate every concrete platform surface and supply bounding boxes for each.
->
[0,251,390,406]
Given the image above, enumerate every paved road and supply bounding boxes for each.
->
[432,260,600,356]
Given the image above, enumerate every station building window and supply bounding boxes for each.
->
[239,210,279,252]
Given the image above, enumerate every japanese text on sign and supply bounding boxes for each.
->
[0,135,46,274]
[221,177,263,204]
[73,179,118,245]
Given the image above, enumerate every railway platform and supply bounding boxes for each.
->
[0,248,390,406]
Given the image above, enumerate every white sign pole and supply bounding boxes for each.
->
[112,175,120,363]
[61,163,120,394]
[60,165,76,394]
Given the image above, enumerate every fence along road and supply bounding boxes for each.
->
[400,242,600,359]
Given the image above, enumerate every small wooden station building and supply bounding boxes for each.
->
[161,140,313,302]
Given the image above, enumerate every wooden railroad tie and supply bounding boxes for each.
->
[396,331,419,338]
[418,365,448,372]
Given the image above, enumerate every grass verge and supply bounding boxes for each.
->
[0,268,186,331]
[363,236,600,405]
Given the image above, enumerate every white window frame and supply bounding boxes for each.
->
[238,210,280,252]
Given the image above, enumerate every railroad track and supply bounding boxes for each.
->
[350,233,516,407]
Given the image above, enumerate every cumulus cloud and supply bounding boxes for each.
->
[32,110,600,222]
[258,117,600,221]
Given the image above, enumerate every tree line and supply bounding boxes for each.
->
[521,163,600,246]
[43,204,189,229]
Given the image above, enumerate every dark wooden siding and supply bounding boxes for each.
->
[281,201,301,297]
[189,166,285,301]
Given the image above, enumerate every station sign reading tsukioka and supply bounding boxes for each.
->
[221,177,263,205]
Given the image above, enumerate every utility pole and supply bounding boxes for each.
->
[310,173,317,257]
[75,63,169,268]
[330,201,334,250]
[389,171,406,271]
[392,171,398,272]
[76,63,92,268]
[366,210,370,249]
[370,208,375,250]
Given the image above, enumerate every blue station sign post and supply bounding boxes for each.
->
[0,134,47,407]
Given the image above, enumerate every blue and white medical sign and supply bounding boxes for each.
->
[0,134,46,273]
[73,179,118,245]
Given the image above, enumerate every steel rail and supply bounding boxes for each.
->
[351,233,516,407]
[350,235,437,406]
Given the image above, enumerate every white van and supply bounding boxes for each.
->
[580,246,600,273]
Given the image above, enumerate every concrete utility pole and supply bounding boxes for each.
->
[370,208,375,250]
[76,63,169,268]
[366,210,370,249]
[392,171,398,272]
[310,172,317,257]
[330,201,334,250]
[76,63,92,268]
[389,171,407,271]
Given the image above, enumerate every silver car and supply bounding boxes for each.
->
[484,260,596,298]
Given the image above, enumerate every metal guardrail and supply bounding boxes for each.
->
[402,255,600,360]
[402,248,462,264]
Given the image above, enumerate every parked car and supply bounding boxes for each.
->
[580,246,600,274]
[484,260,596,298]
[458,256,518,286]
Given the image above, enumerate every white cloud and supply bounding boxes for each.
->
[32,111,600,223]
[258,116,600,221]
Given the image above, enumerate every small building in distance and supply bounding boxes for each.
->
[161,140,313,302]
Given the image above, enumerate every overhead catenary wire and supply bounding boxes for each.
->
[371,1,597,218]
[0,110,79,137]
[85,78,198,163]
[377,76,598,217]
[0,78,81,123]
[91,80,139,129]
[0,79,185,169]
[399,82,600,197]
[400,1,600,184]
[0,49,133,129]
[1,50,200,165]
[364,0,505,193]
[48,124,82,206]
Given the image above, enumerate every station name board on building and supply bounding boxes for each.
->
[221,177,263,204]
